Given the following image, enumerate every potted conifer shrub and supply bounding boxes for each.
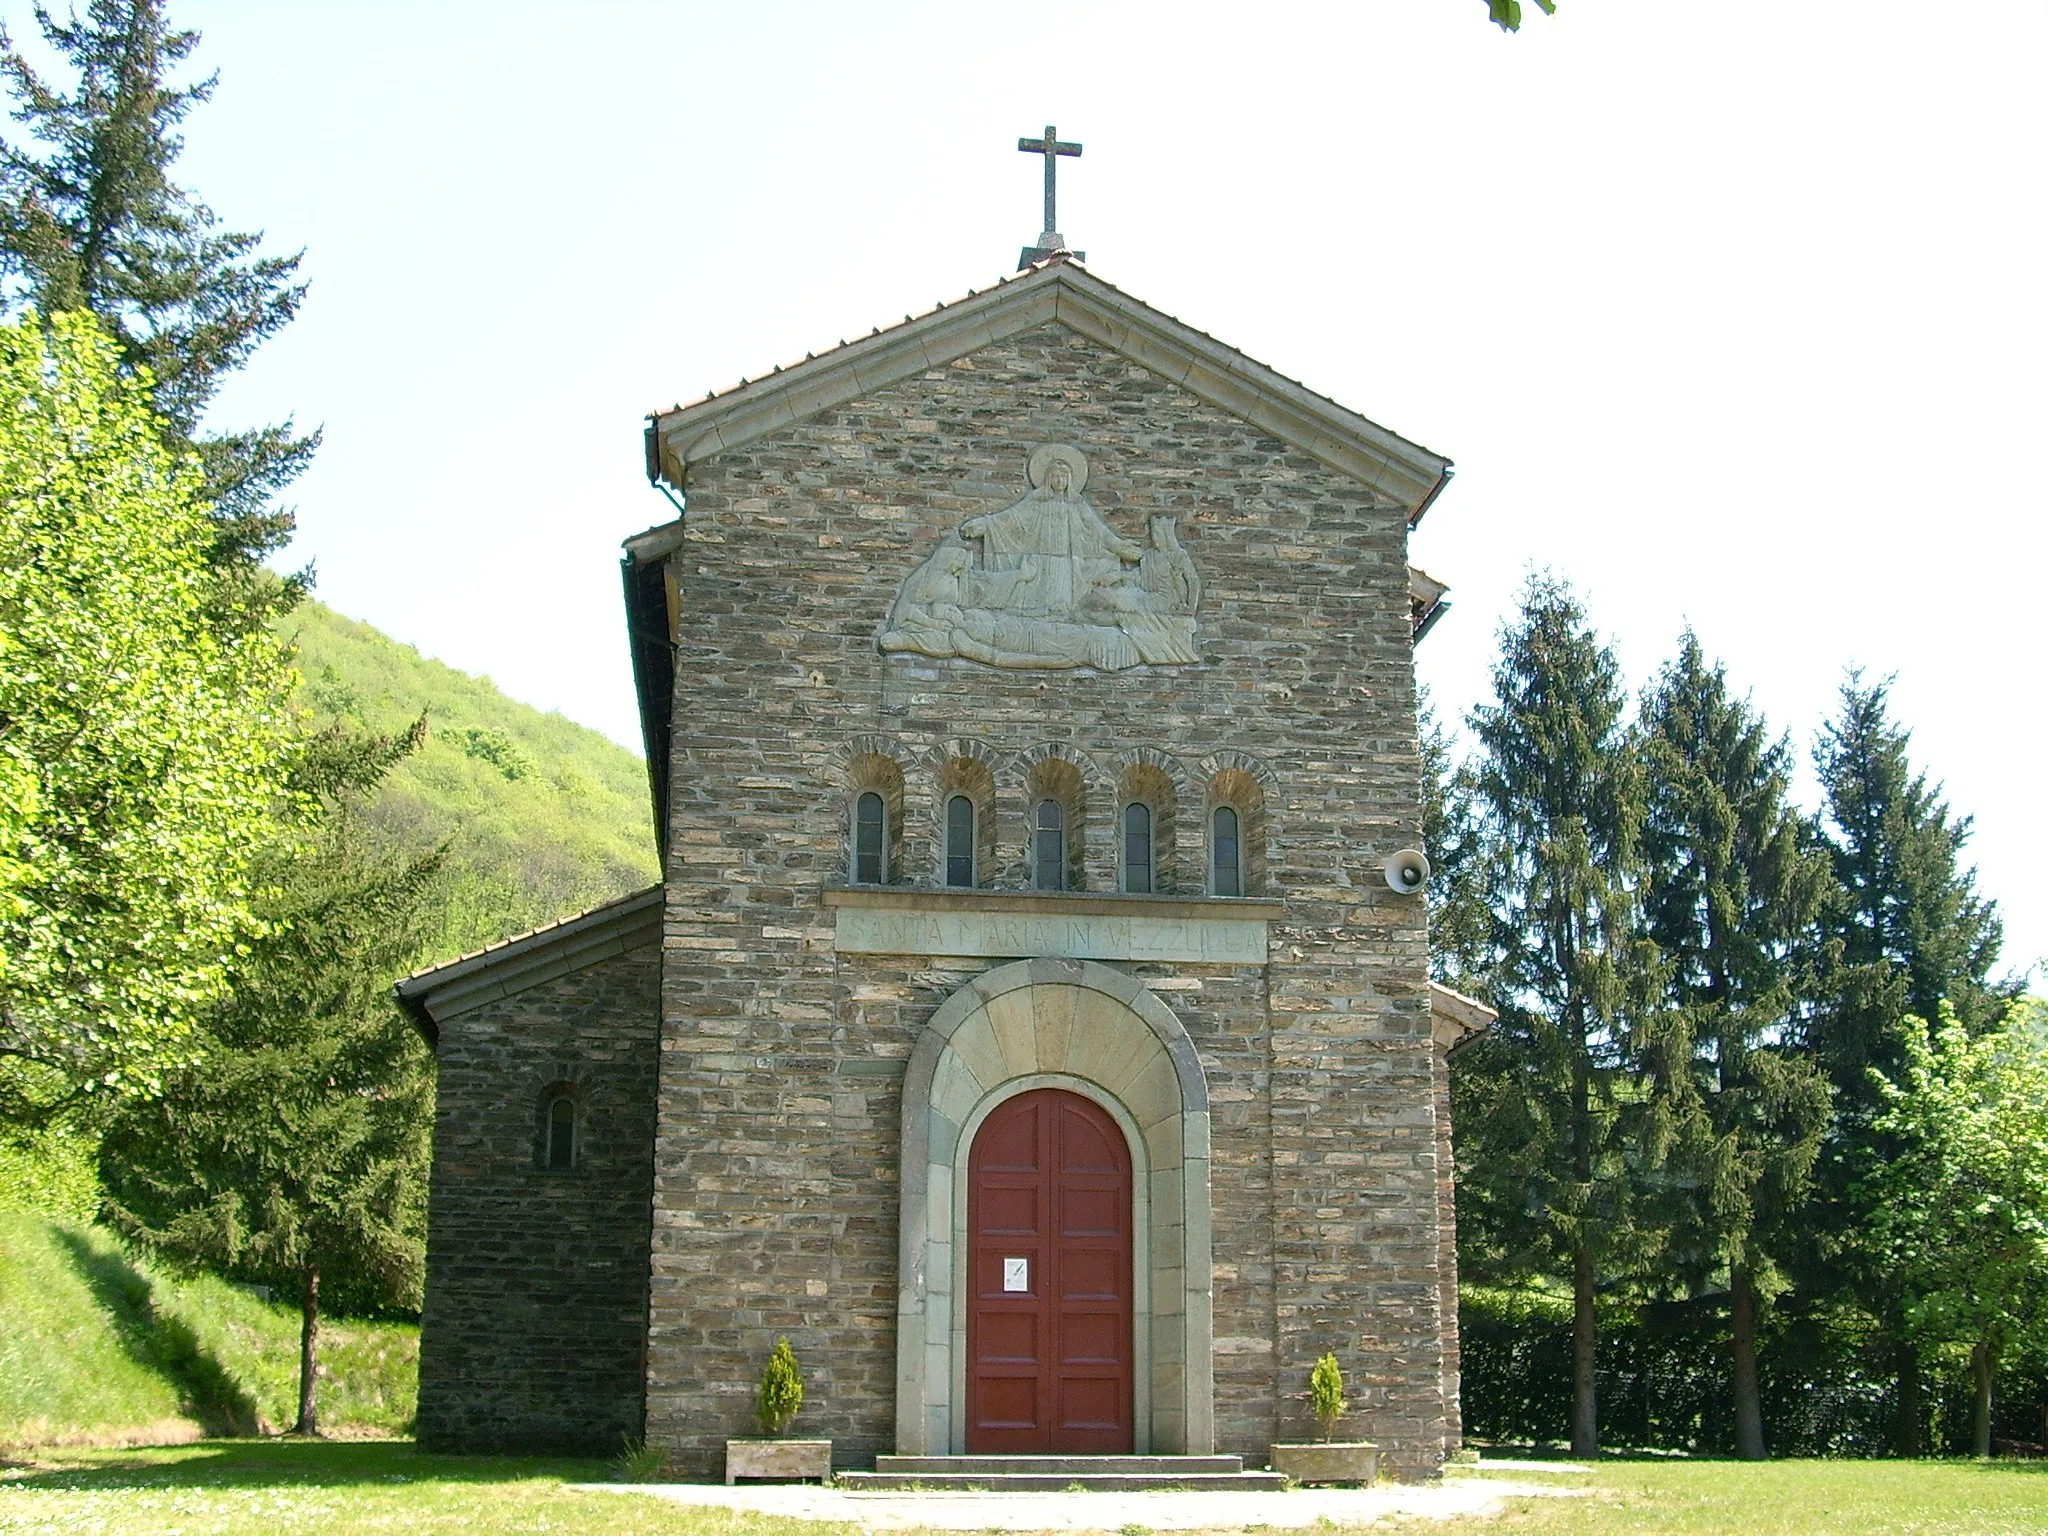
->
[1269,1352,1378,1485]
[725,1338,832,1483]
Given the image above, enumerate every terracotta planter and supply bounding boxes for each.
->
[725,1437,832,1484]
[1269,1440,1379,1485]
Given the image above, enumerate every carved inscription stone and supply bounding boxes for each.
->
[878,445,1200,670]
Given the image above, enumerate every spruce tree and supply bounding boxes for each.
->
[1815,675,2009,1046]
[1809,673,2015,1455]
[1420,686,1488,989]
[99,723,441,1435]
[1640,634,1833,1459]
[0,0,313,576]
[1452,575,1666,1456]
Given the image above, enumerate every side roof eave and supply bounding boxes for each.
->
[647,260,1453,523]
[1430,981,1498,1053]
[393,885,662,1046]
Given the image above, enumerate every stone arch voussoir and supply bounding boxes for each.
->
[896,958,1213,1457]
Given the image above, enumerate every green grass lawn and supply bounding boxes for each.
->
[6,1442,2048,1536]
[0,1213,417,1445]
[0,1440,850,1535]
[1440,1455,2048,1535]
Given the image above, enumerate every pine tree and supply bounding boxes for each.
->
[1640,634,1833,1460]
[1452,575,1666,1456]
[1809,673,2015,1455]
[0,0,313,577]
[98,723,441,1435]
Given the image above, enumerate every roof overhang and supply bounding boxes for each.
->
[1430,982,1498,1052]
[645,257,1453,525]
[393,885,662,1047]
[1410,565,1451,644]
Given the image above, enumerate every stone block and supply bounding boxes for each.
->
[725,1438,833,1483]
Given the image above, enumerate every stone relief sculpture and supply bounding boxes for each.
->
[879,445,1201,670]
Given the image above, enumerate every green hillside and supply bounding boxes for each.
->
[280,601,659,963]
[0,1212,415,1446]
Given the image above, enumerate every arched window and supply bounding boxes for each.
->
[1033,799,1066,891]
[1122,802,1154,894]
[546,1095,576,1171]
[1211,805,1242,897]
[853,790,887,884]
[945,795,977,888]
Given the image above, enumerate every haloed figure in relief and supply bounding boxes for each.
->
[879,444,1200,670]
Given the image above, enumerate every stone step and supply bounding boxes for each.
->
[875,1455,1247,1476]
[837,1473,1291,1492]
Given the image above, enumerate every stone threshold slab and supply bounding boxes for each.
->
[821,886,1284,964]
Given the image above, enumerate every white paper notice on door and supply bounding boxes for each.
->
[1003,1257,1029,1292]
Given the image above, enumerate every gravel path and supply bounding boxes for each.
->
[583,1473,1583,1530]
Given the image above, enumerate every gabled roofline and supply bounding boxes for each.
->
[646,258,1453,524]
[393,885,662,1045]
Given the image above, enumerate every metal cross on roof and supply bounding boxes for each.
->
[1017,125,1084,270]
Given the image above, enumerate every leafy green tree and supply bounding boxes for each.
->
[1867,1001,2048,1458]
[1452,574,1667,1455]
[98,725,441,1435]
[1487,0,1557,32]
[1640,634,1834,1459]
[0,308,301,1127]
[1810,673,2014,1454]
[0,0,313,574]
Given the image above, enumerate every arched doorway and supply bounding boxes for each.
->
[966,1087,1134,1454]
[894,959,1214,1456]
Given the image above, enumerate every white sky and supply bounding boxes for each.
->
[50,0,2042,974]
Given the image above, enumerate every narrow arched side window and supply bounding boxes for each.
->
[1033,799,1066,891]
[546,1095,576,1171]
[1122,802,1154,894]
[1211,805,1242,897]
[945,794,977,888]
[853,790,887,884]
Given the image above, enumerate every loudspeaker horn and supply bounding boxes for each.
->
[1384,848,1431,895]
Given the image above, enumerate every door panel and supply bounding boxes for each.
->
[966,1088,1134,1454]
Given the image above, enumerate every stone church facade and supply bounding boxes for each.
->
[396,256,1490,1480]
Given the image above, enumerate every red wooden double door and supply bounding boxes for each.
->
[966,1088,1135,1454]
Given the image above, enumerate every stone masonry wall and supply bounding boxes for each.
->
[416,944,661,1454]
[648,321,1447,1477]
[1434,1041,1464,1452]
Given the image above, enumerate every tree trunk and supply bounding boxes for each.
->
[1972,1336,1995,1459]
[1572,1238,1598,1457]
[1893,1322,1923,1458]
[1730,1264,1766,1459]
[295,1265,321,1437]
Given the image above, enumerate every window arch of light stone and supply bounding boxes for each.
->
[894,957,1214,1457]
[1202,762,1270,896]
[1021,754,1088,892]
[933,754,996,888]
[1116,759,1181,894]
[532,1078,589,1174]
[844,750,906,885]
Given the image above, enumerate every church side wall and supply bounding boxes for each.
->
[1434,1041,1464,1454]
[647,322,1448,1478]
[416,944,660,1455]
